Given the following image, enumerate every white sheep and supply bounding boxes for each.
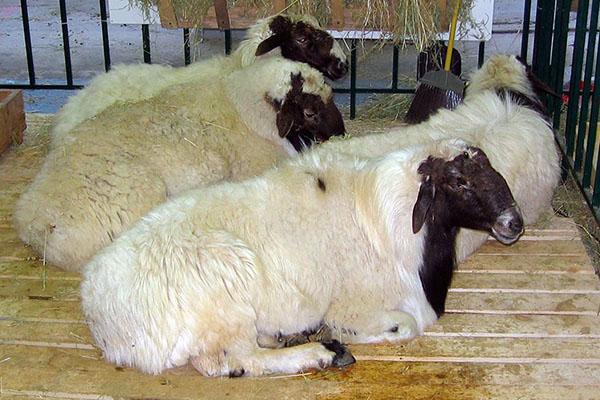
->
[14,57,344,272]
[50,14,347,146]
[81,138,522,376]
[316,54,561,262]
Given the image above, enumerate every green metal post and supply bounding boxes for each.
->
[583,24,600,188]
[550,0,573,128]
[575,0,600,171]
[565,0,591,157]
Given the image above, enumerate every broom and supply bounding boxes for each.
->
[404,0,465,124]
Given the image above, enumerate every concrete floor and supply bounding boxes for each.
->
[0,0,575,113]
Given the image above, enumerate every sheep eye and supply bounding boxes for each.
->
[296,36,309,45]
[456,177,470,189]
[463,151,469,158]
[303,109,316,119]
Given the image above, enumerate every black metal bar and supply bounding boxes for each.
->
[565,0,590,157]
[583,8,600,188]
[349,40,357,119]
[183,28,191,65]
[0,83,84,90]
[537,0,556,85]
[574,0,600,171]
[99,0,111,71]
[531,0,544,68]
[550,0,572,129]
[391,45,399,89]
[477,41,485,68]
[142,24,151,63]
[520,0,532,61]
[19,0,35,85]
[224,29,232,55]
[58,0,73,86]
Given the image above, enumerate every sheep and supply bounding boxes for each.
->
[50,14,347,146]
[315,54,561,262]
[13,56,345,272]
[80,138,522,377]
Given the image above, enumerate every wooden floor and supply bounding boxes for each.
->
[1,115,599,399]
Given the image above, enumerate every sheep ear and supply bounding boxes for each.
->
[276,111,294,138]
[256,34,284,56]
[412,178,435,234]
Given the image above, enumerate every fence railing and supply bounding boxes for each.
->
[530,0,600,222]
[0,0,493,119]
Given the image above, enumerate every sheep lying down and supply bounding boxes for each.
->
[14,57,345,272]
[81,138,523,377]
[50,14,348,147]
[315,54,561,263]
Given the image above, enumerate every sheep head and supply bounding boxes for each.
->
[412,145,523,245]
[266,72,345,152]
[255,15,348,80]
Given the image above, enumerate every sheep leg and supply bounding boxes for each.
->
[326,309,418,344]
[190,342,338,377]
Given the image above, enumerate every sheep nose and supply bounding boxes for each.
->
[337,60,349,76]
[491,206,524,245]
[327,60,349,79]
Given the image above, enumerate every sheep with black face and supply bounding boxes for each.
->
[80,138,522,377]
[315,54,560,264]
[51,14,347,145]
[14,57,345,272]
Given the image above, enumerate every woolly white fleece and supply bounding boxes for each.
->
[81,139,474,376]
[14,57,332,272]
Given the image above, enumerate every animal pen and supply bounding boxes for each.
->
[0,0,599,398]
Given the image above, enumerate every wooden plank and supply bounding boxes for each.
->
[0,260,74,280]
[445,291,600,313]
[0,298,82,320]
[213,0,230,30]
[459,253,593,272]
[156,0,178,29]
[1,345,600,399]
[451,271,600,291]
[0,320,91,344]
[3,314,600,347]
[428,314,600,337]
[3,292,600,328]
[477,239,588,255]
[330,0,345,30]
[350,336,600,360]
[0,277,79,299]
[0,241,39,260]
[272,0,286,13]
[0,90,26,155]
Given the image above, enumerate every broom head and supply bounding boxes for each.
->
[404,70,465,124]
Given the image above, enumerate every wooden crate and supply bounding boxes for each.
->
[0,89,26,155]
[157,0,450,32]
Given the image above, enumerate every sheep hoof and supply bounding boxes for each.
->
[228,367,245,378]
[322,340,356,368]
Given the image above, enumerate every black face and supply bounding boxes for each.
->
[267,73,345,152]
[412,146,523,244]
[255,16,349,80]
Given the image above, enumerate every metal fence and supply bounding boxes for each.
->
[529,0,600,221]
[0,0,492,119]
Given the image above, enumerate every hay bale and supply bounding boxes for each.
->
[131,0,476,50]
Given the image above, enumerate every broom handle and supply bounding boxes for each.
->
[444,0,462,71]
